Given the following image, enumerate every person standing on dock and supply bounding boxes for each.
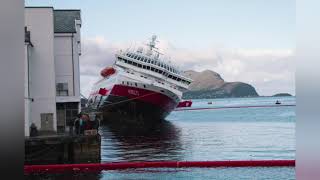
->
[74,113,81,135]
[74,113,86,135]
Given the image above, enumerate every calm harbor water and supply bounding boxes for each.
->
[26,96,296,179]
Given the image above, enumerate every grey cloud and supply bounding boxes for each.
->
[80,37,295,97]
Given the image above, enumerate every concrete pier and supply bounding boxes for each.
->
[25,134,101,165]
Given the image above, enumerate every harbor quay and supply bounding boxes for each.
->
[25,134,101,165]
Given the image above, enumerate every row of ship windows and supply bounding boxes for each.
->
[122,81,147,89]
[122,81,178,99]
[119,57,191,85]
[125,52,179,74]
[126,71,178,90]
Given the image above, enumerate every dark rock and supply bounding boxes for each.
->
[272,93,292,97]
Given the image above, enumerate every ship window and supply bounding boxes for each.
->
[177,78,181,82]
[138,64,142,68]
[147,66,150,70]
[147,59,151,63]
[133,62,137,66]
[158,70,163,74]
[143,85,146,88]
[137,56,141,60]
[122,81,124,84]
[155,69,159,73]
[135,83,137,86]
[168,75,173,78]
[151,67,155,71]
[143,65,146,69]
[127,82,129,85]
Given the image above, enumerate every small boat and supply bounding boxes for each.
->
[208,102,213,105]
[275,100,281,105]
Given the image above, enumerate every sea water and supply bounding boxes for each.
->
[26,96,295,179]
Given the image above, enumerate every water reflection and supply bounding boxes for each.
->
[100,120,184,162]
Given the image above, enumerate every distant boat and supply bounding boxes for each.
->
[275,100,281,105]
[208,102,213,105]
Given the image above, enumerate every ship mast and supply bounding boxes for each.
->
[148,35,157,51]
[147,35,162,59]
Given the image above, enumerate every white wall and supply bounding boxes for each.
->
[24,44,31,136]
[74,20,82,100]
[25,8,57,131]
[54,35,75,96]
[54,31,81,104]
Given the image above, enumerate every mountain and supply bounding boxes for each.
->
[272,93,292,97]
[182,70,259,99]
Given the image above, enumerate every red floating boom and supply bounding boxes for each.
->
[24,160,295,174]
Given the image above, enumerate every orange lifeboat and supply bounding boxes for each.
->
[100,67,116,77]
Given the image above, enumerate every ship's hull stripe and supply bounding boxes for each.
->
[110,84,178,112]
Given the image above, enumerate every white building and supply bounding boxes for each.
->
[24,7,81,136]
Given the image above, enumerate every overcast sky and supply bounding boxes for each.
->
[27,0,295,97]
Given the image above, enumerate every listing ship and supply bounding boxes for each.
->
[87,35,192,123]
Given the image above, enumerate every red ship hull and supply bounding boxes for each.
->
[96,84,179,123]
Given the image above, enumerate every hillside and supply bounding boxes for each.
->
[182,70,259,99]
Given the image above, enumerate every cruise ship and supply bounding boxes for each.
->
[87,35,192,123]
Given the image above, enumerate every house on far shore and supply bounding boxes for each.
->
[24,7,82,136]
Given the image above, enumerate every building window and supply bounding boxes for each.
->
[56,83,68,96]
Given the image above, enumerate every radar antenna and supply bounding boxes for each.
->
[146,35,163,58]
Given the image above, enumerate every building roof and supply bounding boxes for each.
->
[54,10,81,33]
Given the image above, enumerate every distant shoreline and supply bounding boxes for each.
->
[182,95,296,100]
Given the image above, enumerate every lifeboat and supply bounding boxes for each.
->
[100,67,116,77]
